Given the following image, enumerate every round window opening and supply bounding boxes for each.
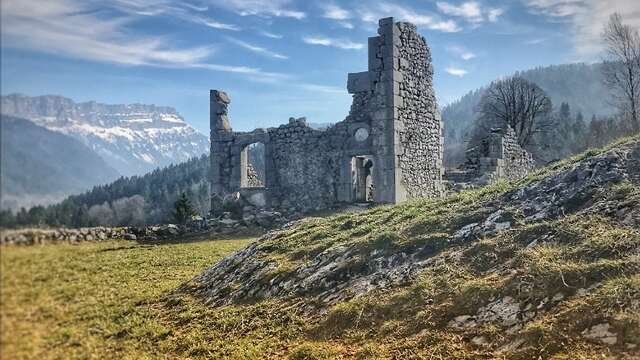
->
[354,127,369,142]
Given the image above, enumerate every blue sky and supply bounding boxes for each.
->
[2,0,639,133]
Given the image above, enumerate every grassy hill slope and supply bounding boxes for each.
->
[2,137,639,359]
[188,135,640,358]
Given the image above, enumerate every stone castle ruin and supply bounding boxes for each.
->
[209,17,534,219]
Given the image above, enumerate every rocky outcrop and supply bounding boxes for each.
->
[188,137,640,308]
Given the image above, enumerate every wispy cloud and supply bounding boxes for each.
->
[302,36,364,50]
[0,0,287,82]
[1,0,214,66]
[298,83,345,94]
[436,1,505,24]
[227,37,288,59]
[437,1,483,23]
[430,20,462,32]
[488,8,505,22]
[524,0,585,17]
[526,38,546,45]
[321,3,354,29]
[447,45,476,60]
[523,0,640,56]
[359,2,462,33]
[110,0,241,31]
[211,0,305,19]
[322,3,351,20]
[445,66,468,77]
[189,17,241,31]
[259,30,284,39]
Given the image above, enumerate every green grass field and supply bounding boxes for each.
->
[1,237,260,359]
[2,138,640,359]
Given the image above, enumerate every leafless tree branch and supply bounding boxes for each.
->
[475,77,552,147]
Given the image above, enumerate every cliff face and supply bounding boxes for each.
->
[185,136,640,358]
[1,94,209,177]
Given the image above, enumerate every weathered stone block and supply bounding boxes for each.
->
[347,71,372,93]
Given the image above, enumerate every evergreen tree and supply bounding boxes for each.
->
[173,192,195,225]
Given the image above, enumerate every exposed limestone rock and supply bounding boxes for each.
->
[582,323,618,345]
[188,137,640,309]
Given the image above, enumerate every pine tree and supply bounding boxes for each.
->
[173,192,195,225]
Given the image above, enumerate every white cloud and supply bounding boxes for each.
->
[0,0,215,67]
[339,22,355,29]
[437,1,483,23]
[227,38,288,59]
[0,0,287,82]
[191,17,241,31]
[109,0,241,30]
[302,36,364,50]
[523,0,640,56]
[436,1,505,24]
[211,0,305,19]
[488,8,505,22]
[298,83,345,94]
[322,4,351,20]
[526,38,545,45]
[447,45,476,60]
[260,31,284,39]
[359,3,462,33]
[430,20,462,32]
[524,0,585,17]
[445,66,468,76]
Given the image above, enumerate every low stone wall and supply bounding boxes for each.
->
[1,227,131,245]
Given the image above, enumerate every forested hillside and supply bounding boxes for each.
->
[1,115,120,210]
[0,155,211,228]
[442,63,616,165]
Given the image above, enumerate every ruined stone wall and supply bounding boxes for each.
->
[210,17,444,216]
[265,118,348,212]
[452,127,535,185]
[395,22,443,198]
[500,127,535,180]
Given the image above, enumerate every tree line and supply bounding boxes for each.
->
[0,155,211,228]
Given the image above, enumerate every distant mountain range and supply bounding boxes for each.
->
[1,94,209,176]
[1,115,120,210]
[441,62,615,166]
[1,94,209,210]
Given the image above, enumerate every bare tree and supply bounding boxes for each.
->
[602,13,640,132]
[476,76,553,147]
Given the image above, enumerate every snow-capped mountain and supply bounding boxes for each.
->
[1,94,209,176]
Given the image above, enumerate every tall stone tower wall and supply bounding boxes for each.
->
[347,17,443,202]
